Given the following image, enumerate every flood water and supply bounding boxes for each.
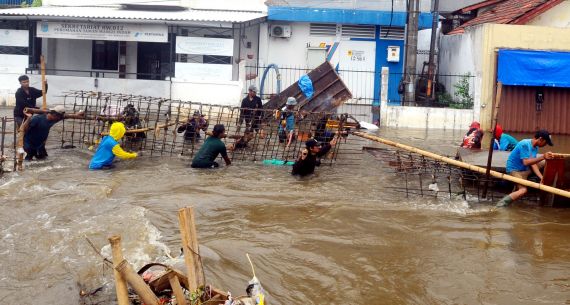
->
[1,124,569,305]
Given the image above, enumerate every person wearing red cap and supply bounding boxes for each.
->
[461,121,484,149]
[492,124,518,151]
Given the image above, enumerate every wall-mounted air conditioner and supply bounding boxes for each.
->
[270,25,292,38]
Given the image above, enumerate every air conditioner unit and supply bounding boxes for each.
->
[270,25,291,38]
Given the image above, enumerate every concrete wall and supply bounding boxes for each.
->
[527,1,570,28]
[53,39,93,75]
[478,24,570,131]
[438,25,484,122]
[18,74,244,107]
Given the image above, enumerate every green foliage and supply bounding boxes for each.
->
[452,73,474,109]
[20,0,41,7]
[435,73,474,109]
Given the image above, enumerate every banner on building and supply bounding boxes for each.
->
[0,30,29,47]
[36,22,168,42]
[176,36,234,56]
[0,54,28,73]
[175,62,233,81]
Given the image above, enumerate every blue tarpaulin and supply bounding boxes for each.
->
[498,49,570,88]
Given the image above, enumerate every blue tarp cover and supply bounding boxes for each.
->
[498,49,570,88]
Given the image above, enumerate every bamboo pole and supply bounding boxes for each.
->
[100,121,177,135]
[24,107,85,120]
[115,259,159,305]
[178,207,204,292]
[352,131,570,199]
[108,235,130,305]
[41,55,47,110]
[482,81,503,198]
[168,274,188,305]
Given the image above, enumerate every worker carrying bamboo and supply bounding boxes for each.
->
[238,85,263,132]
[461,121,484,149]
[89,122,138,169]
[496,130,554,207]
[14,75,48,127]
[177,110,208,141]
[191,124,231,168]
[292,136,338,177]
[21,105,64,161]
[492,124,518,151]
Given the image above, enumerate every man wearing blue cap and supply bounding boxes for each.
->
[496,129,554,207]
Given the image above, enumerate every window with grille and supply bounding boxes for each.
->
[309,23,337,36]
[341,25,375,39]
[380,27,405,40]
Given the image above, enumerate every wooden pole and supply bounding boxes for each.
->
[352,131,570,199]
[108,235,130,305]
[41,55,47,110]
[115,259,159,305]
[168,274,188,305]
[178,207,205,292]
[482,81,503,198]
[24,107,85,119]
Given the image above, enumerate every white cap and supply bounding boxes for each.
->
[286,97,297,105]
[49,105,66,114]
[248,85,258,92]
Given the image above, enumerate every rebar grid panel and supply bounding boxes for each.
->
[363,147,540,202]
[57,90,364,164]
[0,116,16,174]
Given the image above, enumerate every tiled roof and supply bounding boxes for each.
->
[448,0,562,34]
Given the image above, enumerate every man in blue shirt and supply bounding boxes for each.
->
[496,130,554,207]
[21,106,65,160]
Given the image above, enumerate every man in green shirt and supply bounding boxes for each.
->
[191,124,231,168]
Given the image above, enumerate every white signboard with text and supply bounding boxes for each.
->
[176,36,234,56]
[175,62,232,81]
[0,30,29,47]
[36,22,168,42]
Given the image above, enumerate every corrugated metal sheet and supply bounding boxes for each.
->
[263,61,352,114]
[0,6,266,23]
[500,85,570,135]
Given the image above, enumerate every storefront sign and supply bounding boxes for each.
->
[0,29,29,47]
[36,22,167,42]
[176,36,234,56]
[175,62,233,81]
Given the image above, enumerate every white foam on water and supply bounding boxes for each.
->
[407,194,496,216]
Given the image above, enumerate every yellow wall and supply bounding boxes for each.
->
[527,0,570,28]
[479,24,570,131]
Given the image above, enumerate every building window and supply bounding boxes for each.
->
[203,34,232,64]
[92,40,118,70]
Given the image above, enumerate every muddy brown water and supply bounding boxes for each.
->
[1,117,569,305]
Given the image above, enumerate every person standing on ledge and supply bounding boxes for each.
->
[191,124,231,169]
[14,75,48,127]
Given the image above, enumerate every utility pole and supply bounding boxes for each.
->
[427,0,440,101]
[404,0,419,105]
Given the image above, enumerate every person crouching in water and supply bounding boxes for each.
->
[191,124,231,168]
[461,121,484,149]
[89,122,137,169]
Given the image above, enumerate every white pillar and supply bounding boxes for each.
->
[380,67,389,127]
